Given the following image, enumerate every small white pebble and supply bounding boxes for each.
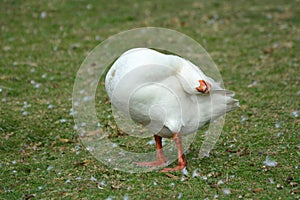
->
[95,35,101,41]
[222,188,231,195]
[22,111,29,116]
[46,165,54,171]
[30,68,35,73]
[217,180,224,185]
[182,167,188,176]
[180,176,186,182]
[275,122,281,128]
[100,180,106,186]
[86,146,93,152]
[247,80,258,88]
[38,186,43,190]
[65,179,71,183]
[12,160,17,164]
[170,182,175,187]
[12,170,17,173]
[69,108,75,116]
[147,139,155,145]
[0,88,2,93]
[42,74,47,78]
[263,156,277,167]
[90,176,97,181]
[34,83,42,88]
[241,115,248,122]
[21,103,28,110]
[177,192,183,199]
[123,194,129,200]
[153,181,157,186]
[47,104,55,109]
[268,178,275,184]
[75,177,82,181]
[60,118,67,123]
[73,125,78,130]
[112,143,118,148]
[201,175,207,180]
[266,14,273,19]
[192,169,199,178]
[291,111,299,118]
[276,132,282,137]
[214,194,219,199]
[75,145,80,151]
[40,11,47,19]
[86,4,93,10]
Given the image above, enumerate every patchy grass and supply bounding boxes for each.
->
[0,0,299,199]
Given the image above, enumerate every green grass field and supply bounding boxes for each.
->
[1,0,299,199]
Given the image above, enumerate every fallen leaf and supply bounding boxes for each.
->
[25,194,36,200]
[111,184,122,189]
[164,173,180,180]
[291,189,300,194]
[252,188,263,193]
[58,138,76,143]
[263,47,273,54]
[290,182,298,187]
[75,160,90,166]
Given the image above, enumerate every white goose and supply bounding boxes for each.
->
[105,48,239,172]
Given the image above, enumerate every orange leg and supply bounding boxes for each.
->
[160,132,187,172]
[135,135,167,167]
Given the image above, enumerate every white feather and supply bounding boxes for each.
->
[105,48,239,138]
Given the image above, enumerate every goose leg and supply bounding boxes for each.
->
[160,132,187,172]
[134,135,167,167]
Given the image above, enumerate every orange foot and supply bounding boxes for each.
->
[160,165,186,172]
[134,160,166,167]
[196,80,211,94]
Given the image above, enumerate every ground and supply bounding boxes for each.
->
[0,0,299,199]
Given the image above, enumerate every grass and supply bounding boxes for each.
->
[1,0,299,199]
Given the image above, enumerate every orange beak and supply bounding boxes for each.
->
[196,80,211,94]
